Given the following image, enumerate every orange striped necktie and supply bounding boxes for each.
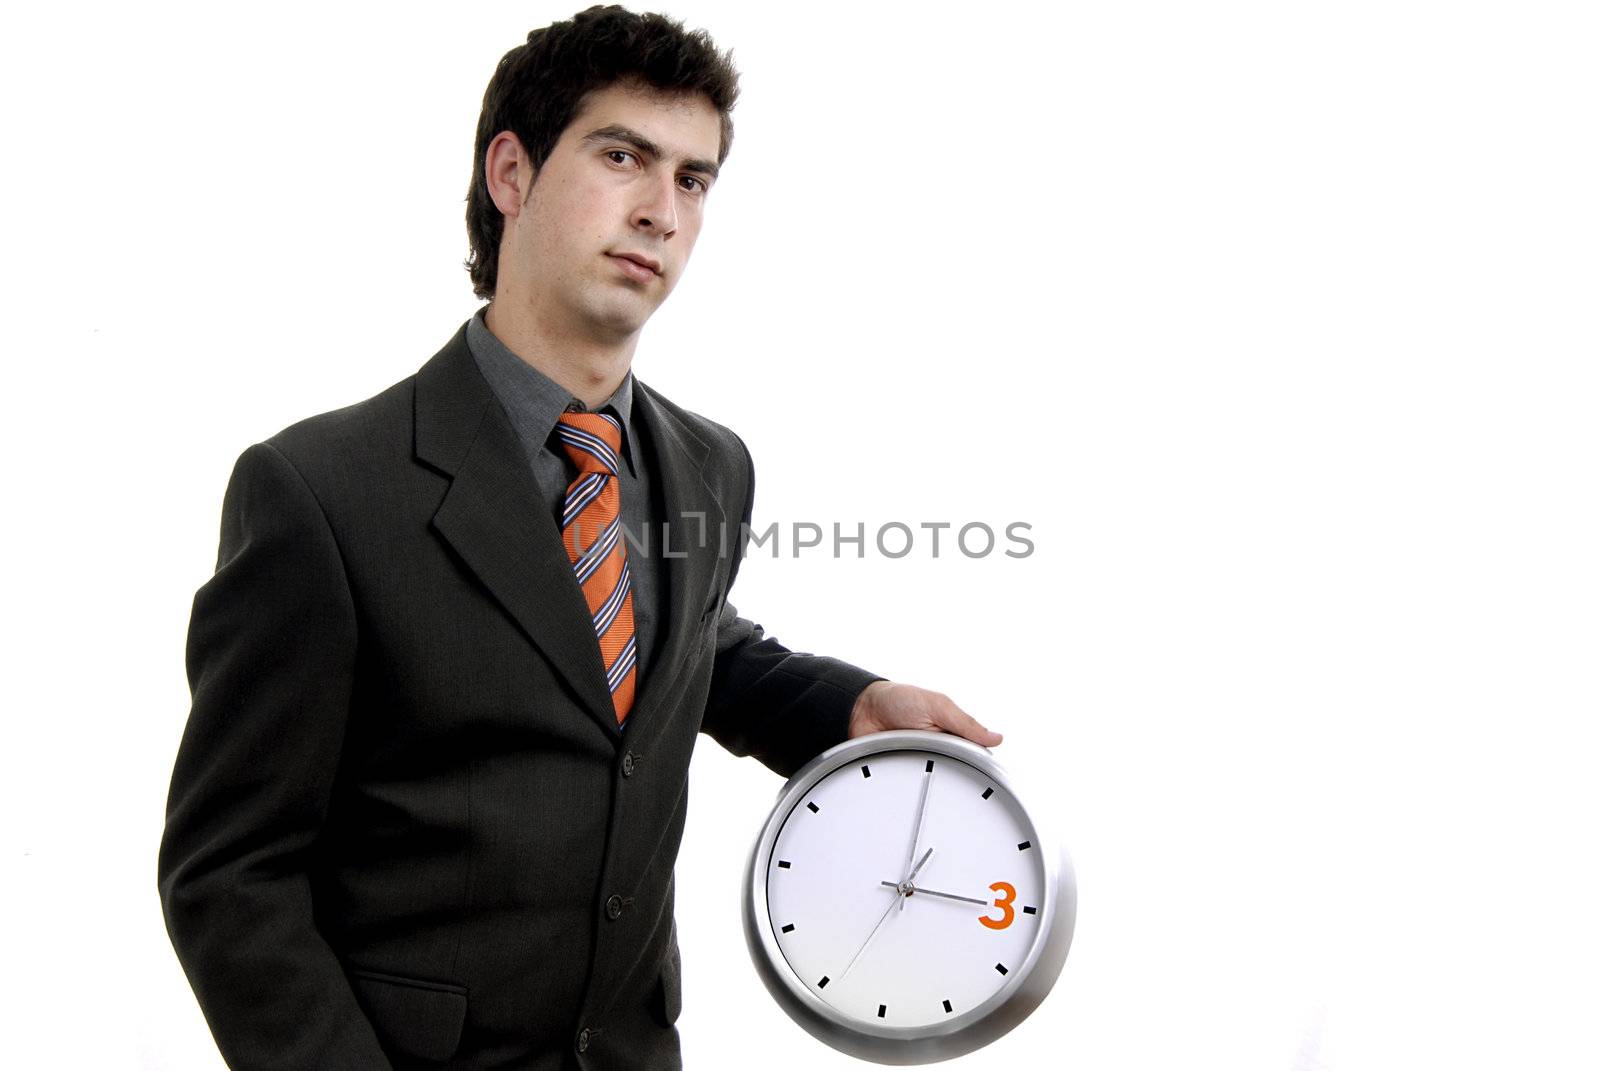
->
[555,410,637,725]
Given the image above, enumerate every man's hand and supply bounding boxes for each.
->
[847,680,1003,747]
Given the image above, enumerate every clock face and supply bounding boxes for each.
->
[762,748,1048,1030]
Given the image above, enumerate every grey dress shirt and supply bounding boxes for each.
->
[466,305,662,684]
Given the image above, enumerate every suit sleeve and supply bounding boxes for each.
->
[699,434,887,777]
[158,442,393,1070]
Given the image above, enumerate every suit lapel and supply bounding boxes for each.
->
[625,381,726,741]
[415,325,619,739]
[412,325,727,745]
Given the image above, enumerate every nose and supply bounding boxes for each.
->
[631,171,679,237]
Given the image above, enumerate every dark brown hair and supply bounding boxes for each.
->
[464,5,740,299]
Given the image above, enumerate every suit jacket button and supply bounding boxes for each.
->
[621,751,635,777]
[606,893,624,920]
[577,1027,591,1053]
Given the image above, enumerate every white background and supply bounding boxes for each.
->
[5,2,1597,1068]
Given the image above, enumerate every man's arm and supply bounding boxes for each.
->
[699,435,1003,776]
[158,442,392,1070]
[697,434,884,776]
[700,594,883,777]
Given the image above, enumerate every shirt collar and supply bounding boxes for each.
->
[466,305,637,477]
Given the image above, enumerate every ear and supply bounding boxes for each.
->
[485,131,535,218]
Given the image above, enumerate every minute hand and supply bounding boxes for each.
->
[899,762,935,912]
[880,881,989,907]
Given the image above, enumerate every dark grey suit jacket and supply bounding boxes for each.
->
[158,323,882,1069]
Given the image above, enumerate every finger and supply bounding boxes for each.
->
[939,697,1003,747]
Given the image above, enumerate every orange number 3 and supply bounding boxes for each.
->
[981,881,1016,930]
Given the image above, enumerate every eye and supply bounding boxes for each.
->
[605,149,638,167]
[678,175,708,194]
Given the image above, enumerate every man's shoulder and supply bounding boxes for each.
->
[260,369,414,478]
[259,320,479,466]
[251,319,475,485]
[635,378,749,467]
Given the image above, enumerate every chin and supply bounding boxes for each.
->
[587,296,659,337]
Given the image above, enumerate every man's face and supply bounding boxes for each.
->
[497,79,722,342]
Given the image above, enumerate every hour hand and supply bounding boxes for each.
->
[898,846,933,913]
[907,846,933,883]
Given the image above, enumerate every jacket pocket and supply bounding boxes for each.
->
[348,968,468,1063]
[653,938,683,1027]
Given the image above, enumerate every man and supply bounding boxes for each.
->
[158,7,1000,1068]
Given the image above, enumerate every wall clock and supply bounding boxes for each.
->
[742,729,1076,1064]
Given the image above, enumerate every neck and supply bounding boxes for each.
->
[483,300,636,410]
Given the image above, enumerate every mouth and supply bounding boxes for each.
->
[608,252,661,281]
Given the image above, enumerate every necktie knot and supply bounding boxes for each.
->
[556,411,623,476]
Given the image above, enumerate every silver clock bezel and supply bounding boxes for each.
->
[741,730,1076,1065]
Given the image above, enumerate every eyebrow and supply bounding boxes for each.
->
[579,124,720,182]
